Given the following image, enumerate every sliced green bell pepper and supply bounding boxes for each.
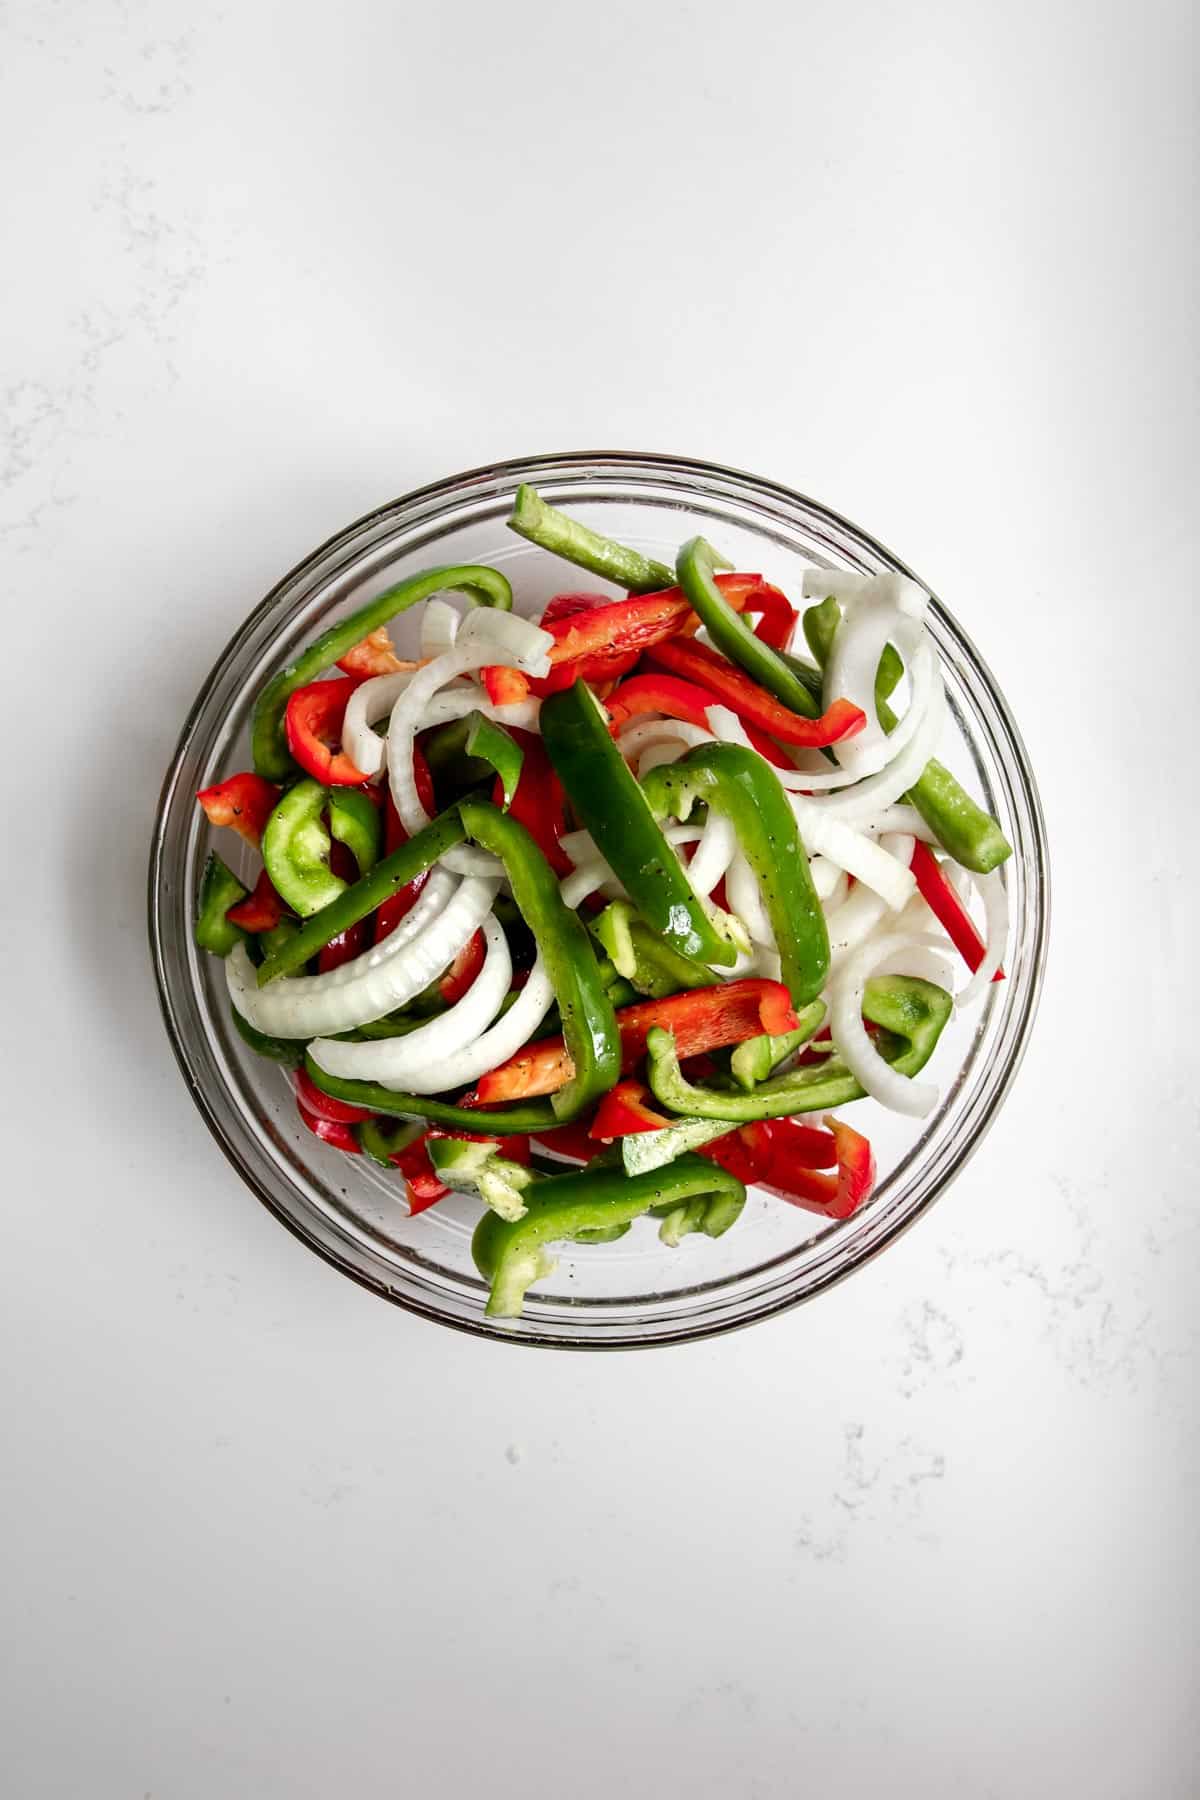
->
[251,563,513,780]
[195,853,248,957]
[644,975,953,1121]
[803,592,1011,873]
[507,483,674,594]
[463,711,523,809]
[327,787,381,876]
[590,899,719,999]
[231,1003,305,1066]
[641,742,830,1006]
[730,1024,814,1090]
[472,1153,747,1317]
[426,1137,534,1221]
[357,1116,424,1167]
[541,680,738,968]
[676,537,820,718]
[261,779,345,917]
[304,1053,565,1135]
[258,807,468,984]
[457,797,620,1120]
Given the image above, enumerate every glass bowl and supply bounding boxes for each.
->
[148,452,1049,1348]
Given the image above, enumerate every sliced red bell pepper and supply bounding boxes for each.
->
[294,1066,375,1125]
[474,979,800,1104]
[589,1080,672,1140]
[392,1135,450,1213]
[196,772,280,847]
[494,729,572,875]
[439,928,485,1003]
[336,626,412,677]
[226,869,289,933]
[910,841,1004,981]
[702,1117,852,1212]
[284,678,371,786]
[318,840,367,971]
[297,1100,363,1154]
[529,1121,605,1163]
[604,672,793,769]
[481,664,532,707]
[645,638,865,747]
[374,749,436,944]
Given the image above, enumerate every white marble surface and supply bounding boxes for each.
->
[2,3,1197,1795]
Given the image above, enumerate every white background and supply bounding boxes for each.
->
[2,3,1197,1795]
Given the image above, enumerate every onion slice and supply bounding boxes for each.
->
[225,871,497,1039]
[309,912,518,1091]
[829,928,942,1118]
[420,598,460,659]
[387,620,553,878]
[954,868,1008,1007]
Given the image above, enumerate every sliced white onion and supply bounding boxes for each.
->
[420,598,460,660]
[825,884,889,966]
[822,867,850,913]
[801,569,875,602]
[827,601,928,781]
[413,953,557,1095]
[615,719,713,762]
[801,569,928,621]
[559,828,602,869]
[790,800,916,910]
[829,929,942,1118]
[955,868,1009,1008]
[559,863,624,907]
[804,668,946,823]
[684,810,737,898]
[226,872,497,1039]
[871,931,957,994]
[456,606,553,672]
[707,704,890,796]
[388,632,551,878]
[341,670,420,778]
[726,851,774,948]
[309,911,516,1091]
[809,856,843,902]
[861,804,937,843]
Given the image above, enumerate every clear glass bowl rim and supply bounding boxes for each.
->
[148,449,1050,1350]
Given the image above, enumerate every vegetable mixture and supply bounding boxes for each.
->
[195,487,1010,1318]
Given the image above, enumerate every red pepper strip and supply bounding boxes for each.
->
[294,1066,375,1125]
[474,979,800,1104]
[439,928,486,1003]
[297,1100,363,1154]
[910,841,1004,981]
[541,592,612,625]
[589,1080,673,1140]
[196,772,280,847]
[392,1136,449,1213]
[373,750,436,944]
[645,638,865,747]
[285,678,372,786]
[746,585,797,651]
[529,1122,604,1163]
[495,729,573,875]
[702,1118,849,1210]
[604,673,794,769]
[318,841,367,972]
[763,1116,875,1218]
[482,664,532,707]
[226,869,289,932]
[336,626,412,677]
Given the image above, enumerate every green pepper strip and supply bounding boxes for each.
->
[420,715,494,795]
[194,853,248,957]
[257,808,468,983]
[457,797,620,1120]
[463,711,524,809]
[251,563,513,780]
[541,680,737,968]
[645,975,953,1122]
[328,788,381,875]
[507,483,674,594]
[231,1003,305,1066]
[472,1153,746,1318]
[803,593,1011,873]
[730,1026,812,1091]
[304,1055,565,1136]
[357,1117,423,1167]
[590,899,718,999]
[642,742,830,1006]
[676,537,820,718]
[261,779,345,917]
